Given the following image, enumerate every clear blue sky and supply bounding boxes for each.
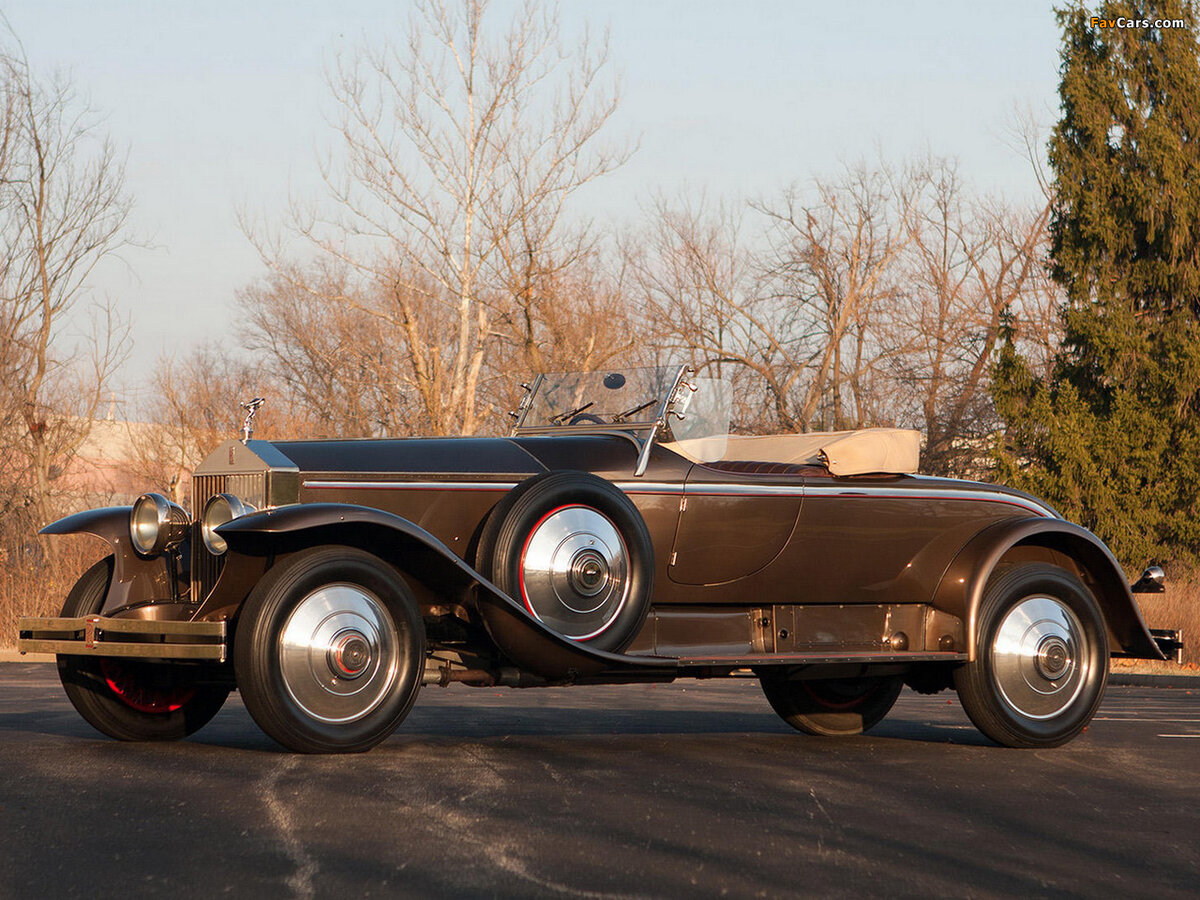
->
[4,0,1063,407]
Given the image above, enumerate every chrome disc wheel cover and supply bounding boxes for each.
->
[991,595,1089,720]
[278,584,399,724]
[519,504,630,640]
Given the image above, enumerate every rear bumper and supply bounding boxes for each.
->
[1150,628,1185,664]
[17,616,226,662]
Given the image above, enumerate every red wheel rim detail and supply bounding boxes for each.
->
[99,659,196,714]
[801,680,878,711]
[516,503,628,642]
[517,504,579,619]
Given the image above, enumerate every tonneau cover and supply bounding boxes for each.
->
[663,428,922,476]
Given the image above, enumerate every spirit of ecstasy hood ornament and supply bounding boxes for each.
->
[240,397,265,443]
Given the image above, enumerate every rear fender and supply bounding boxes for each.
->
[213,503,670,679]
[932,517,1163,660]
[39,507,176,615]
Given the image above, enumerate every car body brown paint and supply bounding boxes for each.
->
[931,516,1160,660]
[39,430,1164,680]
[41,508,179,619]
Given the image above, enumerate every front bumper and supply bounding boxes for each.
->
[17,616,226,662]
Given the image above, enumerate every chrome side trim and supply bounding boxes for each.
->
[803,485,1052,517]
[617,482,1048,515]
[297,479,1050,516]
[303,481,519,491]
[613,482,685,495]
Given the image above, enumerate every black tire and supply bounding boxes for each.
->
[953,563,1109,748]
[476,471,653,653]
[57,558,230,742]
[233,546,424,753]
[758,671,904,736]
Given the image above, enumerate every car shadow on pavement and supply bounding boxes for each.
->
[0,704,991,753]
[0,666,993,751]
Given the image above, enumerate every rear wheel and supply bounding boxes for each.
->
[954,563,1108,748]
[57,558,230,742]
[758,671,903,736]
[234,547,424,753]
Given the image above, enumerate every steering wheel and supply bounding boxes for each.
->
[568,413,607,426]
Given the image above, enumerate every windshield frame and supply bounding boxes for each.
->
[512,365,694,475]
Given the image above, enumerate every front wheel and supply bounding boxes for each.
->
[953,563,1109,748]
[758,671,904,736]
[233,547,425,753]
[58,558,230,742]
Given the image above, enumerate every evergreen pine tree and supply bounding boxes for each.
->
[993,1,1200,567]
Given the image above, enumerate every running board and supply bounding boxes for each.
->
[621,650,969,669]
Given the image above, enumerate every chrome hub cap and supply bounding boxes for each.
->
[520,505,629,640]
[1035,635,1070,680]
[992,596,1088,720]
[328,630,372,679]
[569,549,610,599]
[279,584,398,724]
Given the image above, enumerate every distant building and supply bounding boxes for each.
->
[55,418,184,508]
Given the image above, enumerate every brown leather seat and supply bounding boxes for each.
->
[700,459,820,477]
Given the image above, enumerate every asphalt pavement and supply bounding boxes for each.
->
[0,663,1197,899]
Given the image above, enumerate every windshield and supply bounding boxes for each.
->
[518,367,680,429]
[515,365,733,451]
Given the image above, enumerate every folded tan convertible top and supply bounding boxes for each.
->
[663,428,922,476]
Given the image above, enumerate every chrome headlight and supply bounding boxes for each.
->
[201,493,256,556]
[129,492,190,557]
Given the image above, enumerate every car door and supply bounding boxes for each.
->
[667,464,803,586]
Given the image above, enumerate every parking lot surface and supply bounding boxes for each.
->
[0,663,1197,898]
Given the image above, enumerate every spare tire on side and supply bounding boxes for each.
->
[476,471,654,655]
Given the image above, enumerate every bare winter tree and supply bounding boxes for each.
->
[248,0,627,436]
[633,165,911,434]
[0,44,131,536]
[238,261,424,439]
[626,196,789,431]
[889,157,1057,475]
[634,159,1057,472]
[483,258,640,428]
[753,163,911,431]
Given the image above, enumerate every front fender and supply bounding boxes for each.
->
[214,503,673,679]
[40,507,132,540]
[932,517,1163,660]
[39,507,177,616]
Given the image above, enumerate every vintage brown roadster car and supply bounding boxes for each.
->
[18,366,1181,752]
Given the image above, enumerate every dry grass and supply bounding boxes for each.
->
[0,536,106,651]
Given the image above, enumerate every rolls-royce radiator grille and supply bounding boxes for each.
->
[190,473,266,603]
